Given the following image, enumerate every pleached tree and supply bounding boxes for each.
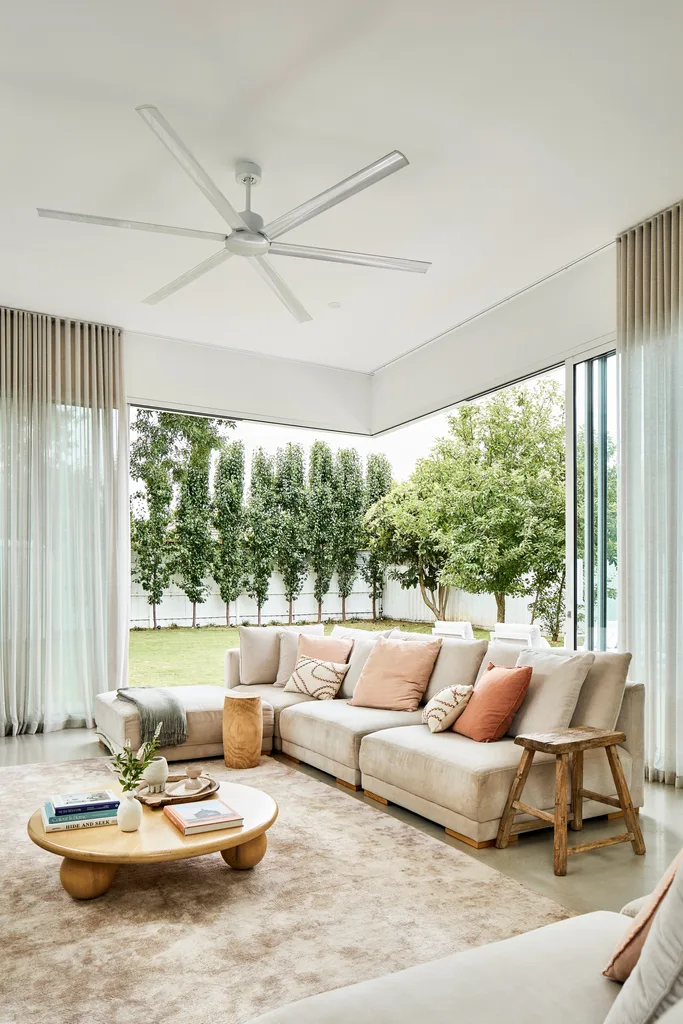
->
[244,448,277,625]
[334,448,365,621]
[275,444,308,624]
[213,440,245,626]
[307,441,336,623]
[130,410,175,629]
[360,453,393,619]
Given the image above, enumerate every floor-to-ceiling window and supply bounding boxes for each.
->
[569,349,618,650]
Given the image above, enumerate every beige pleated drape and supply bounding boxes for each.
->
[617,204,683,785]
[0,308,129,734]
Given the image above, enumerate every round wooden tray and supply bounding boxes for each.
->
[136,774,219,809]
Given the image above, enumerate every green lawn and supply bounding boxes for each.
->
[128,619,490,687]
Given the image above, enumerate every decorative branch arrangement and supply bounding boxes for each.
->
[110,723,163,792]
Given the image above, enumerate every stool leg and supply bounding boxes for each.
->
[496,748,535,849]
[605,745,646,855]
[571,750,584,831]
[554,753,568,876]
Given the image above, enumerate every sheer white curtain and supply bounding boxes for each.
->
[0,308,129,734]
[618,205,683,785]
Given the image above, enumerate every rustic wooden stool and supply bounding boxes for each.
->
[495,726,645,875]
[223,693,263,769]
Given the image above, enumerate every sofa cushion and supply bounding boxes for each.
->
[241,625,324,685]
[510,650,595,736]
[284,656,350,701]
[350,637,442,711]
[359,724,633,824]
[230,684,314,739]
[247,911,627,1024]
[331,625,393,640]
[386,632,488,704]
[483,643,631,731]
[454,663,532,742]
[275,630,351,686]
[279,700,423,771]
[422,684,473,733]
[340,634,384,699]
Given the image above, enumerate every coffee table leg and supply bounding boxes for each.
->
[221,833,267,870]
[60,858,118,899]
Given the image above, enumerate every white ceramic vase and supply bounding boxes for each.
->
[117,793,143,832]
[143,755,169,794]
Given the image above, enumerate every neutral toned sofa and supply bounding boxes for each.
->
[225,626,645,848]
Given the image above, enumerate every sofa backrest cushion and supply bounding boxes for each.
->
[482,643,632,731]
[340,634,384,699]
[239,625,324,686]
[508,650,595,736]
[331,625,394,640]
[389,632,488,703]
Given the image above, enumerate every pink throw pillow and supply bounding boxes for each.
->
[453,663,532,742]
[297,634,353,663]
[349,637,442,712]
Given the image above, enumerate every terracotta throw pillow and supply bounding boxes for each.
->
[349,637,442,712]
[453,663,532,742]
[284,656,350,701]
[604,848,683,982]
[422,685,473,733]
[297,633,354,663]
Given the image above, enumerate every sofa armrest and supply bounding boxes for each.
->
[616,680,645,807]
[225,648,241,688]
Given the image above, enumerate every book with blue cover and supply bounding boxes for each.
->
[49,789,120,816]
[44,801,118,824]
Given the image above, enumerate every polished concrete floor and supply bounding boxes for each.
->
[3,728,681,915]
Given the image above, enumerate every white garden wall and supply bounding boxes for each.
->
[130,571,374,628]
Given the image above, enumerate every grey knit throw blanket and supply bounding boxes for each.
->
[116,687,188,747]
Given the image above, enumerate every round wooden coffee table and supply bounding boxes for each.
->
[27,781,278,900]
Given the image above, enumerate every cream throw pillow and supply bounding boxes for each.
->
[508,649,595,736]
[284,656,350,701]
[422,685,473,733]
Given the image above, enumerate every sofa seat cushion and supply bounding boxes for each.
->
[230,684,315,739]
[279,700,423,771]
[247,911,628,1024]
[359,724,633,824]
[95,685,275,759]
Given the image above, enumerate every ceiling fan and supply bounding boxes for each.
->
[37,105,431,323]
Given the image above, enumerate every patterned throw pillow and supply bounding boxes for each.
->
[422,684,473,733]
[284,656,350,701]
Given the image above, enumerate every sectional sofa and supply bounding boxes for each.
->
[225,624,644,849]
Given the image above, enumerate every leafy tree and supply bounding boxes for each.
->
[360,453,393,619]
[275,444,309,624]
[244,448,277,625]
[307,441,336,623]
[130,410,175,628]
[365,479,452,620]
[213,440,246,626]
[334,448,365,621]
[428,378,566,622]
[171,414,227,627]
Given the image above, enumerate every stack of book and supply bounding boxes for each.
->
[41,789,120,832]
[163,799,243,835]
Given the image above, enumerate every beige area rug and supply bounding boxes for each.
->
[2,756,571,1024]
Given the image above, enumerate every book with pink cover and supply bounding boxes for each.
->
[164,799,244,835]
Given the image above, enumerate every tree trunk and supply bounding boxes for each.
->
[529,591,539,624]
[152,603,157,629]
[288,598,293,625]
[552,567,567,642]
[257,605,262,627]
[436,585,450,620]
[372,594,377,621]
[317,599,323,623]
[226,602,230,627]
[341,595,346,622]
[494,592,506,623]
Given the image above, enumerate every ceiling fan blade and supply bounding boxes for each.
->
[142,247,233,305]
[251,256,312,323]
[263,151,409,241]
[268,241,430,274]
[37,208,228,243]
[136,105,247,231]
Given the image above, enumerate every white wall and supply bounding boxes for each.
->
[131,571,373,627]
[382,578,532,630]
[124,331,372,434]
[371,246,616,433]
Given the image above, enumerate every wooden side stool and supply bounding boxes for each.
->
[495,726,645,875]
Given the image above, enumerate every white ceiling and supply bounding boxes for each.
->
[2,0,683,373]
